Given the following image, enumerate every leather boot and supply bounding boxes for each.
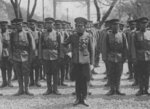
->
[43,75,52,95]
[53,75,61,95]
[73,95,81,106]
[35,69,41,87]
[14,77,24,96]
[12,69,17,81]
[136,89,143,96]
[8,69,13,87]
[29,69,34,87]
[0,69,7,88]
[127,74,133,80]
[24,76,34,96]
[132,81,138,86]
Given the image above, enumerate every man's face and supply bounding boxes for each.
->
[55,24,61,30]
[129,23,136,29]
[62,24,66,29]
[111,23,119,31]
[30,22,36,30]
[45,22,53,30]
[140,22,148,29]
[16,23,22,31]
[86,23,91,29]
[76,24,85,33]
[1,25,7,31]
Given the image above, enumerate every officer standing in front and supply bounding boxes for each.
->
[9,18,35,96]
[63,17,94,106]
[39,17,61,95]
[131,17,150,96]
[103,19,128,96]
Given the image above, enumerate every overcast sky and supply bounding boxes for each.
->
[4,0,109,22]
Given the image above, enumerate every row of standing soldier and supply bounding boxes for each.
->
[0,16,150,107]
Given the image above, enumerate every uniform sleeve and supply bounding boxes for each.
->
[38,32,42,59]
[123,33,129,61]
[102,32,108,61]
[0,34,3,60]
[88,35,94,65]
[131,32,137,60]
[57,32,61,59]
[9,32,13,60]
[39,32,44,59]
[27,32,36,61]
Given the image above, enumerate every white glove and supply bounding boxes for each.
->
[67,52,72,57]
[90,65,94,70]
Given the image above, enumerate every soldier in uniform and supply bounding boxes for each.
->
[39,17,61,95]
[9,18,35,96]
[131,17,150,96]
[63,17,94,106]
[103,19,128,96]
[0,21,13,88]
[0,29,3,96]
[37,21,45,80]
[28,19,41,87]
[125,20,137,80]
[97,20,111,87]
[11,19,18,81]
[55,20,68,86]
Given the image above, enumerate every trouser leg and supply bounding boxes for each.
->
[0,69,7,87]
[29,65,34,86]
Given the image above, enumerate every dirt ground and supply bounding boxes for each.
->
[0,61,150,109]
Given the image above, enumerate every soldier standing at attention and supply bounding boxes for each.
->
[131,17,150,96]
[40,17,61,95]
[55,20,68,86]
[0,21,13,88]
[28,19,41,87]
[0,29,3,96]
[10,19,18,81]
[125,20,136,80]
[63,17,94,106]
[103,19,128,96]
[9,18,35,96]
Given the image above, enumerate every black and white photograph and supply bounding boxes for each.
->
[0,0,150,109]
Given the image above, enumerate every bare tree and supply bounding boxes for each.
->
[94,0,101,21]
[27,0,38,20]
[10,0,22,18]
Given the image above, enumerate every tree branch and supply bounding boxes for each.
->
[18,0,22,6]
[27,0,30,20]
[29,0,37,19]
[94,0,101,21]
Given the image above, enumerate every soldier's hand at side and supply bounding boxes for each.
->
[133,59,138,65]
[9,59,13,65]
[90,65,94,70]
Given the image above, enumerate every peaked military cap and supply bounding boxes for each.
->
[67,22,71,24]
[55,20,62,25]
[128,20,137,24]
[13,18,23,24]
[74,17,87,25]
[45,17,55,23]
[0,21,8,26]
[110,19,120,24]
[138,17,149,23]
[38,21,44,24]
[28,19,37,23]
[62,21,67,24]
[105,20,111,24]
[11,19,16,25]
[23,22,29,25]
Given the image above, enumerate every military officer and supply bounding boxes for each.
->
[39,17,61,95]
[37,21,45,80]
[9,18,35,96]
[125,20,137,80]
[55,20,68,86]
[28,19,41,87]
[103,19,128,96]
[131,17,150,96]
[97,20,111,87]
[0,21,13,88]
[63,17,94,106]
[0,29,3,96]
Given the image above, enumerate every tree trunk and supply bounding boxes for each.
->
[27,0,30,21]
[27,0,38,20]
[94,0,101,21]
[99,0,118,28]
